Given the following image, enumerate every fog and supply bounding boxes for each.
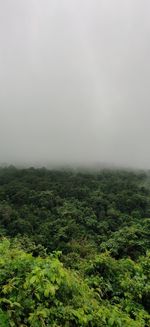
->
[0,0,150,169]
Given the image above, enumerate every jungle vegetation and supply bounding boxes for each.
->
[0,166,149,326]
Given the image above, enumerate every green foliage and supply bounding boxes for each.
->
[0,167,150,326]
[0,167,149,257]
[0,239,98,326]
[1,238,150,326]
[100,219,150,259]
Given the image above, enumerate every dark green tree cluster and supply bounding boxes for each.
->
[0,167,150,326]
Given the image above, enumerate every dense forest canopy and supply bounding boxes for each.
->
[0,166,150,326]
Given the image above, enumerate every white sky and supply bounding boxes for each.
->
[0,0,150,168]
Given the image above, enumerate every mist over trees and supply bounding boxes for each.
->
[0,0,150,325]
[1,0,150,169]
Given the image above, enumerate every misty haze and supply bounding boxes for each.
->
[0,2,150,326]
[0,0,150,169]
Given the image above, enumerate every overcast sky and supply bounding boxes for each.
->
[0,0,150,168]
